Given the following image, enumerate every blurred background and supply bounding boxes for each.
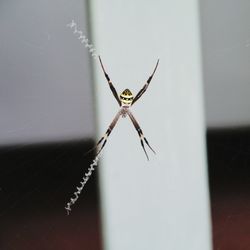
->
[0,0,250,250]
[201,1,250,249]
[0,1,102,250]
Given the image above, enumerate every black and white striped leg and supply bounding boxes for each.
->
[131,59,159,105]
[98,56,121,106]
[127,110,156,160]
[94,110,121,156]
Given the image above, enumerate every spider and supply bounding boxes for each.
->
[92,56,159,160]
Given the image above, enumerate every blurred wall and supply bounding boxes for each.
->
[91,0,211,249]
[0,0,95,145]
[201,0,250,128]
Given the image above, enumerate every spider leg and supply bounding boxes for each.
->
[86,110,121,157]
[131,59,159,106]
[127,110,156,161]
[98,56,121,106]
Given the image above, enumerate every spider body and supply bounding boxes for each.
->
[120,106,129,118]
[92,56,159,160]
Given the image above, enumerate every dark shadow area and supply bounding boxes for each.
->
[207,128,250,250]
[0,140,102,250]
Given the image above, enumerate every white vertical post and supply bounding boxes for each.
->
[90,1,212,249]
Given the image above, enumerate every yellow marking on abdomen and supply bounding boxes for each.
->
[120,89,134,105]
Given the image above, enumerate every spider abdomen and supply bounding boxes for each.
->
[120,89,134,106]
